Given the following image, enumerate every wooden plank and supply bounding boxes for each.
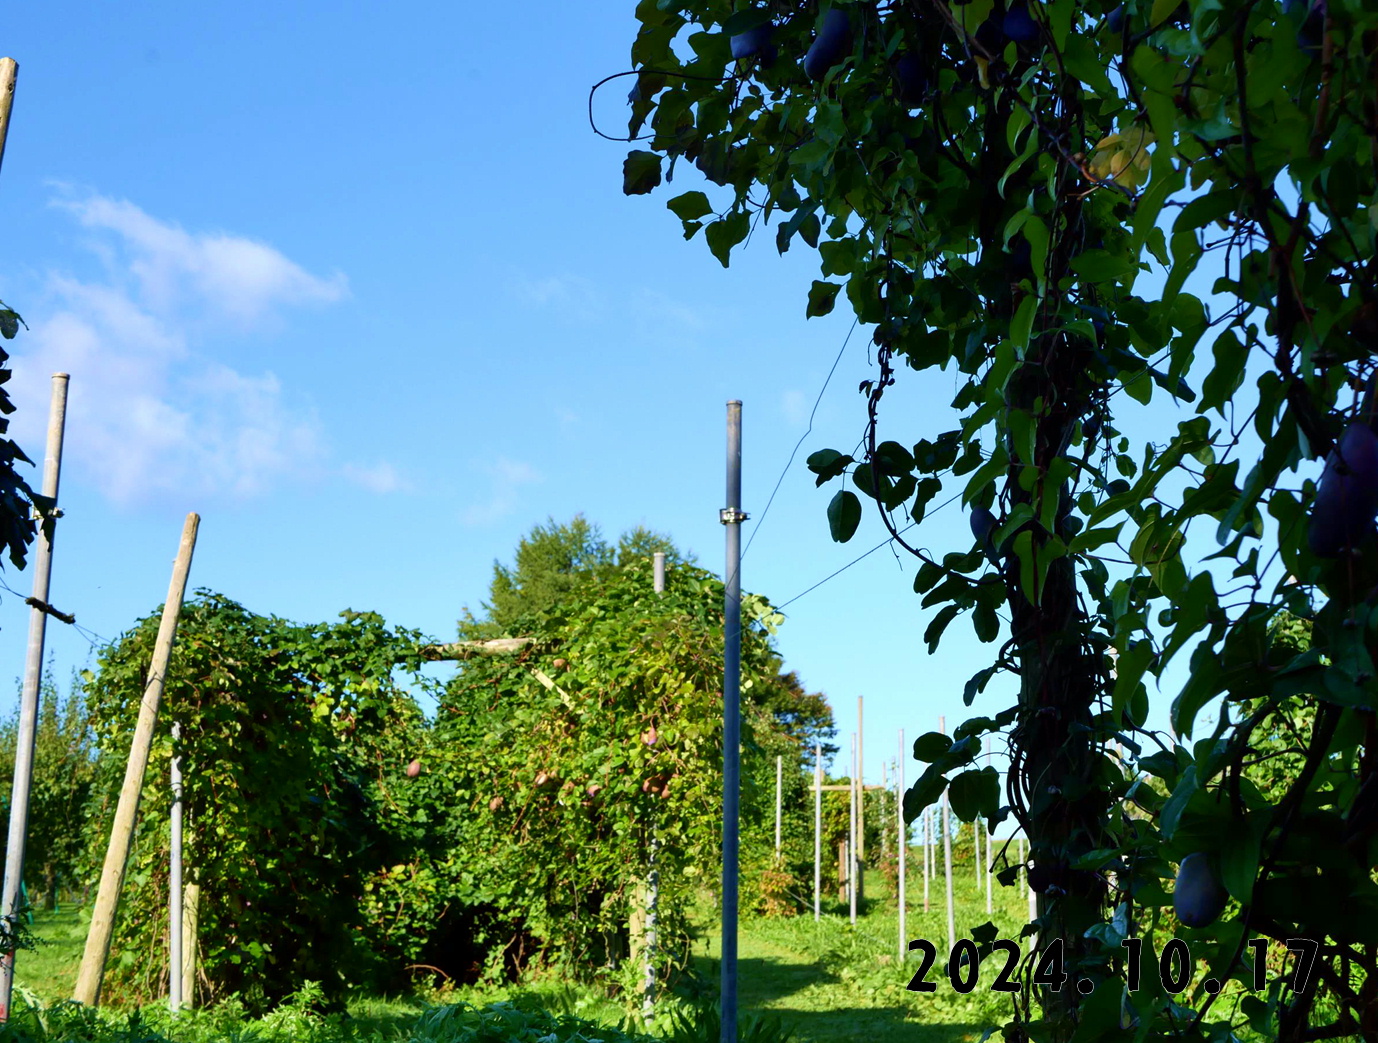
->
[418,636,535,661]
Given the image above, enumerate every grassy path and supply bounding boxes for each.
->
[11,863,1031,1043]
[688,868,1028,1043]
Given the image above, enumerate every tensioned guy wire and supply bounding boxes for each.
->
[746,485,967,633]
[741,316,860,564]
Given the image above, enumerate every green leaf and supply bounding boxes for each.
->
[623,150,663,195]
[827,489,861,542]
[924,604,961,653]
[807,280,842,317]
[806,448,853,486]
[1149,0,1178,27]
[913,731,953,762]
[705,212,750,268]
[667,191,712,221]
[722,8,771,35]
[903,765,948,822]
[948,767,999,821]
[973,601,999,643]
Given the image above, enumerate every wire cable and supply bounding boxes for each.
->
[742,316,860,563]
[749,485,966,628]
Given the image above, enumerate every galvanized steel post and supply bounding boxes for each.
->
[719,401,745,1043]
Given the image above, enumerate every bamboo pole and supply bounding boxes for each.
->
[0,375,69,1021]
[0,59,16,178]
[180,879,198,1008]
[74,513,199,1007]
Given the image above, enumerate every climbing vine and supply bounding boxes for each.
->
[612,0,1378,1038]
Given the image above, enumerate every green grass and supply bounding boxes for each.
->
[6,860,1031,1043]
[689,864,1035,1043]
[11,905,87,1007]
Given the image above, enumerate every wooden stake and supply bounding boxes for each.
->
[0,60,16,178]
[180,879,198,1008]
[73,514,199,1007]
[0,374,69,1021]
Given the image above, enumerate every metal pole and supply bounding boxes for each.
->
[985,737,994,915]
[643,551,666,1021]
[974,817,981,892]
[0,374,68,1021]
[74,513,199,1007]
[813,742,821,921]
[169,722,183,1012]
[923,808,931,913]
[940,716,955,956]
[848,733,857,924]
[719,401,745,1043]
[897,729,906,959]
[0,59,16,178]
[1027,835,1038,951]
[856,697,864,864]
[774,756,782,856]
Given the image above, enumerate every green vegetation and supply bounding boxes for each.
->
[4,859,1043,1043]
[614,0,1378,1037]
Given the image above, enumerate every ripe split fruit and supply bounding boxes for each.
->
[804,9,851,81]
[1173,852,1227,927]
[1307,422,1378,558]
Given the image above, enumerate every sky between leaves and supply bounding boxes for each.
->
[0,2,1280,838]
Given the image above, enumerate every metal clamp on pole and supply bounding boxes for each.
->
[719,508,748,525]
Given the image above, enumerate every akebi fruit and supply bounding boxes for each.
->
[974,15,1005,54]
[804,9,851,80]
[730,24,776,62]
[894,53,928,106]
[1173,852,1227,927]
[405,758,421,778]
[1307,422,1378,558]
[1002,0,1040,43]
[970,506,997,542]
[1106,4,1126,33]
[1283,0,1325,54]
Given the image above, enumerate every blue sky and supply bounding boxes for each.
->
[0,3,1288,840]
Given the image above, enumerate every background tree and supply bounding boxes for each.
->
[613,0,1378,1038]
[0,664,97,909]
[430,519,835,995]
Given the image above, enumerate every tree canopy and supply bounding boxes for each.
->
[613,0,1378,1038]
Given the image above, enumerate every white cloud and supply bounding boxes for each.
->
[7,191,343,505]
[342,460,411,495]
[510,273,602,323]
[52,191,347,323]
[461,456,541,526]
